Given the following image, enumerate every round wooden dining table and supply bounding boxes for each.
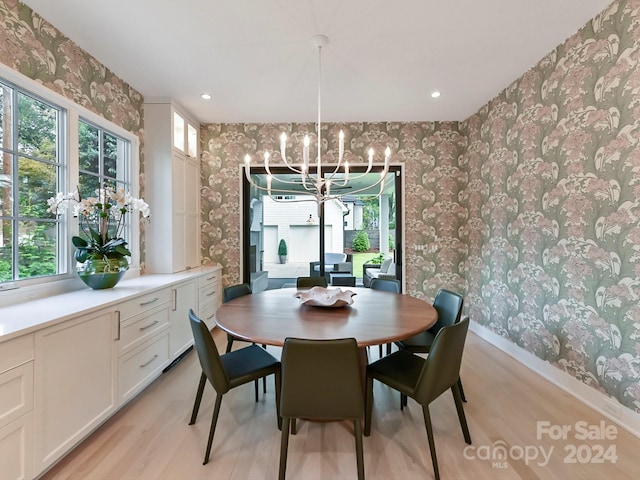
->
[214,287,437,348]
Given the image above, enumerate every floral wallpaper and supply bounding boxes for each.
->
[462,0,640,412]
[201,122,467,292]
[202,0,640,413]
[0,0,146,261]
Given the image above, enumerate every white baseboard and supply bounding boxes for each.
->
[469,321,640,439]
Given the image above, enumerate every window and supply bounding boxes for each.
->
[0,80,65,284]
[78,119,130,200]
[0,69,137,292]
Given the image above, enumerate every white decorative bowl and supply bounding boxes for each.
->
[294,286,357,308]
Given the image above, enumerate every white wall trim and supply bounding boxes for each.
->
[470,321,640,439]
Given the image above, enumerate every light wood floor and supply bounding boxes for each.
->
[42,329,639,480]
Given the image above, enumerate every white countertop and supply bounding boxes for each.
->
[0,266,221,342]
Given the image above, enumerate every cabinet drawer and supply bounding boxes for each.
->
[117,288,171,321]
[119,305,170,355]
[0,334,34,374]
[198,281,220,305]
[198,271,220,290]
[199,300,218,325]
[119,333,170,404]
[0,362,33,429]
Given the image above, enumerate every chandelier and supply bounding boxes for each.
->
[243,34,391,209]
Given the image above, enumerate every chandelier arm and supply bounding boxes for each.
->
[246,179,318,198]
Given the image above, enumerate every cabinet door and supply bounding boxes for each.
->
[185,156,200,269]
[33,310,117,473]
[0,414,32,480]
[170,280,198,359]
[172,153,186,272]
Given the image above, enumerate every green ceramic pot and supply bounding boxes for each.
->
[77,257,129,290]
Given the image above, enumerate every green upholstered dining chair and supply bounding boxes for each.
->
[296,276,328,288]
[187,309,281,465]
[365,317,471,480]
[369,278,401,357]
[278,337,365,480]
[395,288,467,403]
[223,283,252,353]
[222,283,267,398]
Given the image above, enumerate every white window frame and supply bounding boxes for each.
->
[0,64,141,305]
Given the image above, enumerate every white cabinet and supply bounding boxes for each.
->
[169,280,198,359]
[145,101,201,273]
[0,266,221,480]
[0,334,34,480]
[33,310,117,473]
[116,289,171,404]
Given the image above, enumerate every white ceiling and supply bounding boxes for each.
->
[22,0,613,124]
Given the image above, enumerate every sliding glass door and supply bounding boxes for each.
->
[242,165,402,291]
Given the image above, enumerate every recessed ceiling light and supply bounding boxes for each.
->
[201,93,212,100]
[431,91,441,98]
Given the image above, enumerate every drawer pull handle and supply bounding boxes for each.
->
[206,275,216,281]
[115,311,121,341]
[206,290,216,297]
[140,320,159,331]
[140,297,159,306]
[206,313,215,320]
[140,354,159,368]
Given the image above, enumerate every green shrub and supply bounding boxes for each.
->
[389,234,395,251]
[278,239,288,256]
[352,230,370,252]
[367,253,385,264]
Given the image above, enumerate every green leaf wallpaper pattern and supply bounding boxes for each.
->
[200,121,467,298]
[462,0,640,412]
[0,0,146,262]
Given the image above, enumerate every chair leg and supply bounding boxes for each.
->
[452,384,472,444]
[400,393,407,411]
[291,418,297,435]
[275,371,282,430]
[254,379,259,402]
[262,345,268,394]
[364,375,374,436]
[225,336,234,353]
[386,343,392,355]
[378,344,383,357]
[189,372,207,425]
[203,393,223,465]
[458,377,467,402]
[354,419,365,480]
[421,405,440,480]
[278,417,291,480]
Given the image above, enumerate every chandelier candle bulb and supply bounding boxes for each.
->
[303,135,310,168]
[280,132,287,162]
[338,130,344,162]
[264,151,271,174]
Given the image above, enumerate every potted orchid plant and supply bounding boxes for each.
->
[47,185,150,288]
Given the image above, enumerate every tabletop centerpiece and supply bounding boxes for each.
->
[294,286,357,308]
[47,185,150,289]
